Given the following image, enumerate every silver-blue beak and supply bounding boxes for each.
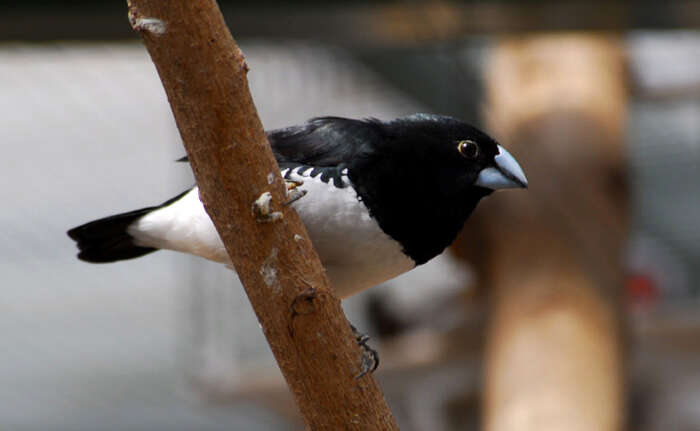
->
[475,145,528,190]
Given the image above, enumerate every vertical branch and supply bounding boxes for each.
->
[125,1,399,429]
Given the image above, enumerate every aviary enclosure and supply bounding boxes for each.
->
[1,1,699,430]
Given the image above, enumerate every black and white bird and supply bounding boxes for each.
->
[68,114,527,298]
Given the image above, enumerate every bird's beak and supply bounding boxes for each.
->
[475,145,528,190]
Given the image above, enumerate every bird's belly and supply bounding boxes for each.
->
[133,174,415,298]
[288,171,415,298]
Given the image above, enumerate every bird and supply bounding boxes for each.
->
[68,114,527,299]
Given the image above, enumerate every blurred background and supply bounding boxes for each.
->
[2,1,699,430]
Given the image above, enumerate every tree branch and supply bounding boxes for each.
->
[125,1,399,429]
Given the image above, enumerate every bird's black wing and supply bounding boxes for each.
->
[177,117,382,167]
[268,117,382,166]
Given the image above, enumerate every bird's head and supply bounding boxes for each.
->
[386,114,527,198]
[344,113,528,264]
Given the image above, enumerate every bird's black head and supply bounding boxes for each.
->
[348,113,528,264]
[384,114,527,198]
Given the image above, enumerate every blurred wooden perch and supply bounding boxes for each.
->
[454,34,628,431]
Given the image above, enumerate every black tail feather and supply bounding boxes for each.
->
[67,207,159,263]
[67,190,190,263]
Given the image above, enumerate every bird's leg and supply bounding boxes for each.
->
[252,180,306,222]
[284,179,307,206]
[350,322,379,378]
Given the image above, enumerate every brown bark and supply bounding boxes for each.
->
[454,35,628,430]
[125,1,398,429]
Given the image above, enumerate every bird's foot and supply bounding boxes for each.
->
[252,181,306,222]
[252,192,283,222]
[350,323,379,379]
[284,180,307,205]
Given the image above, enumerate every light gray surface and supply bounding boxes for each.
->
[627,31,700,296]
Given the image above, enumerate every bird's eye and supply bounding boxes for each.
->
[458,140,479,159]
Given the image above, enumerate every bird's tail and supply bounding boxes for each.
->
[67,190,188,263]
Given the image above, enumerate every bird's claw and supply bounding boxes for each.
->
[285,179,304,189]
[252,192,283,222]
[351,324,379,379]
[284,180,307,206]
[252,181,306,221]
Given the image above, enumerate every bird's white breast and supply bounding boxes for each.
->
[129,167,415,298]
[283,166,415,297]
